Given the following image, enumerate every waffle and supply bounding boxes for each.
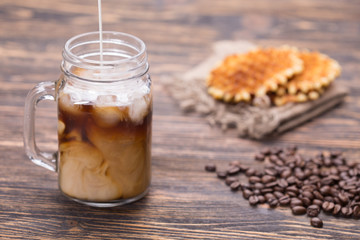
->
[274,51,341,106]
[206,46,304,102]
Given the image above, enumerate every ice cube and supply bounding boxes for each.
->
[92,105,128,128]
[128,96,150,124]
[58,93,83,116]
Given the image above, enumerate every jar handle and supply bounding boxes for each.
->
[23,81,57,172]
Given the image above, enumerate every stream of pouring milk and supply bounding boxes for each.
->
[98,0,103,63]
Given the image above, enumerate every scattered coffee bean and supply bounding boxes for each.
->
[353,206,360,218]
[310,217,323,228]
[249,195,259,205]
[341,207,353,217]
[279,196,291,205]
[205,164,216,172]
[333,204,342,215]
[300,197,312,207]
[313,191,323,201]
[290,198,303,208]
[225,176,238,186]
[228,166,241,175]
[273,191,284,199]
[206,146,360,228]
[302,191,314,200]
[268,198,278,208]
[264,168,277,176]
[312,199,323,207]
[292,206,306,215]
[254,153,265,161]
[338,192,349,204]
[245,168,256,177]
[216,171,227,179]
[322,201,335,212]
[260,188,273,194]
[249,176,261,184]
[242,189,253,199]
[230,181,241,191]
[277,178,288,188]
[307,205,320,217]
[262,175,276,184]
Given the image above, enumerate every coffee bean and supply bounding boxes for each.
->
[279,195,291,205]
[310,217,323,228]
[292,206,306,215]
[322,201,335,212]
[287,191,298,197]
[264,193,276,201]
[273,191,284,199]
[350,201,360,207]
[286,185,299,195]
[286,176,297,185]
[333,204,342,215]
[341,207,353,217]
[248,195,259,205]
[205,164,216,172]
[281,169,292,179]
[324,196,334,202]
[264,168,278,176]
[225,176,238,186]
[260,188,273,194]
[333,197,341,205]
[319,186,331,196]
[217,171,227,179]
[245,168,256,177]
[268,198,278,208]
[353,205,360,218]
[254,182,265,189]
[242,189,253,199]
[249,176,261,184]
[230,181,241,191]
[257,195,266,203]
[302,191,314,200]
[269,155,279,163]
[265,181,278,188]
[338,192,349,204]
[290,198,303,207]
[313,191,324,201]
[227,166,241,175]
[300,197,312,207]
[275,178,287,189]
[307,205,320,217]
[254,153,265,161]
[273,186,285,193]
[313,199,323,207]
[262,175,276,184]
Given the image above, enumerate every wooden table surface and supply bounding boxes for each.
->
[1,0,359,239]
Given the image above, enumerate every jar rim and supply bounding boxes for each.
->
[61,31,148,82]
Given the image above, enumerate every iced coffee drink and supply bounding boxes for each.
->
[57,70,152,203]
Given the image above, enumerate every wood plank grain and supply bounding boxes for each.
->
[0,0,359,239]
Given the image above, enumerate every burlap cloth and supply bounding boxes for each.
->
[162,40,348,139]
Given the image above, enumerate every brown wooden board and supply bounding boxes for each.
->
[0,0,359,239]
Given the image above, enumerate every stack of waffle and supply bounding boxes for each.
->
[206,46,341,106]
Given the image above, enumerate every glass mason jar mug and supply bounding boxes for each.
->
[23,32,152,207]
